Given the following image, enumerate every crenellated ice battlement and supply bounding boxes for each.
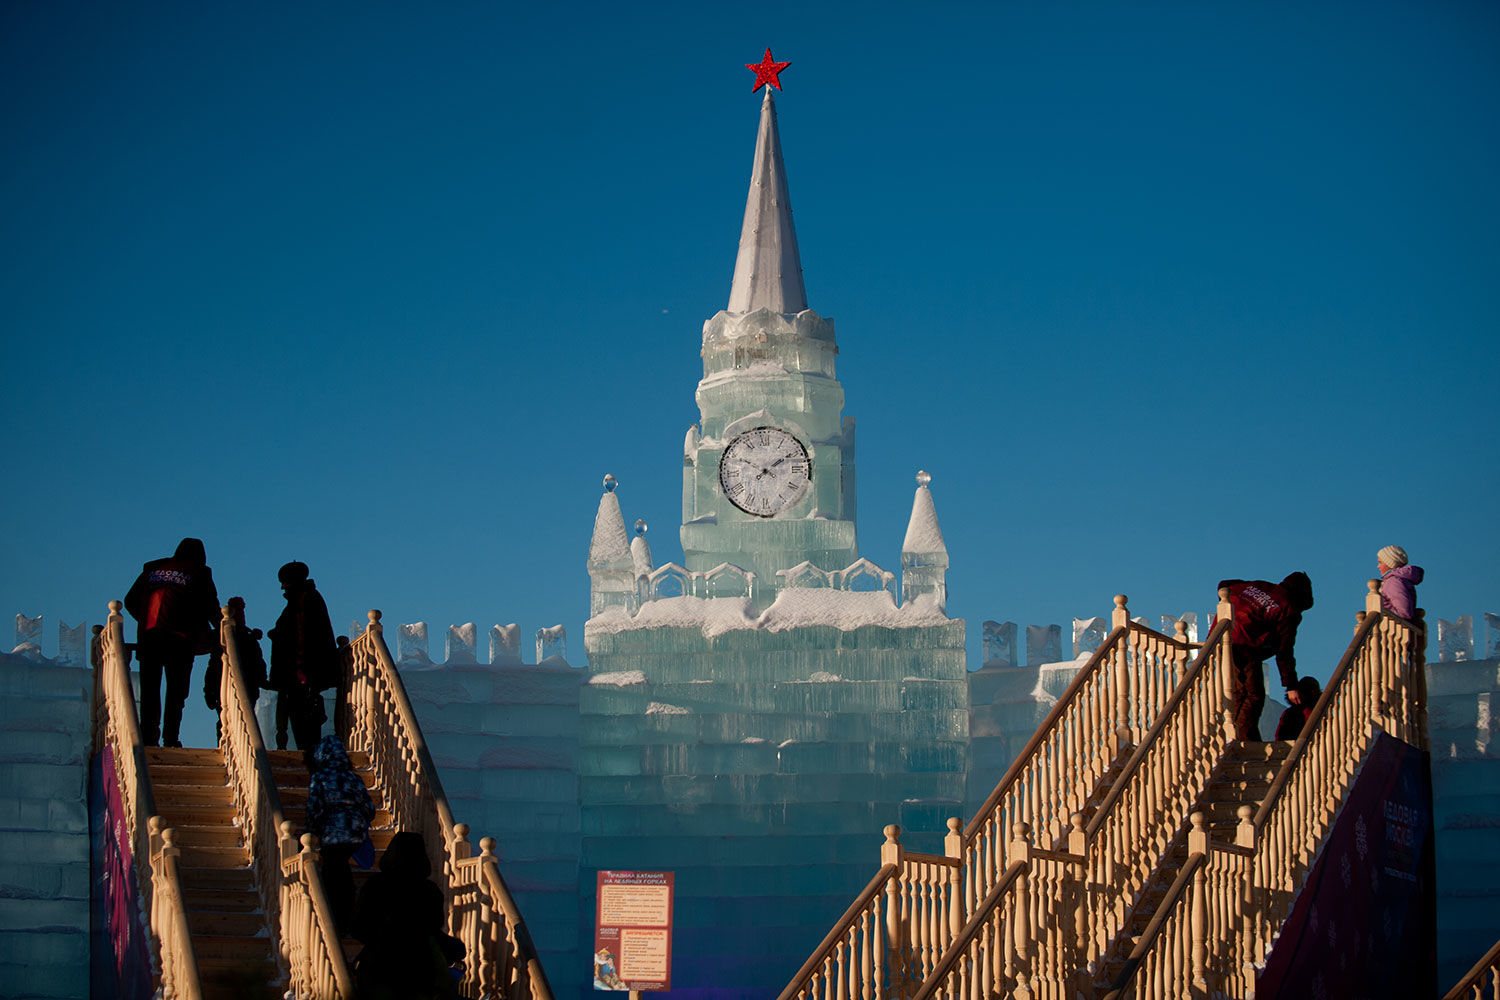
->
[344,617,574,668]
[9,613,90,667]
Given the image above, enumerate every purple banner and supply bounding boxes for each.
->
[1257,732,1436,999]
[91,746,154,999]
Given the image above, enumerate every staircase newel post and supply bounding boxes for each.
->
[453,822,472,861]
[1008,823,1033,1000]
[1365,579,1382,617]
[1413,609,1429,749]
[1111,595,1131,750]
[944,817,963,941]
[1217,589,1235,736]
[881,825,906,995]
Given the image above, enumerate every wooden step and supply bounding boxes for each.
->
[183,887,261,913]
[151,783,236,810]
[176,844,251,870]
[187,908,269,939]
[191,933,277,964]
[197,958,283,1000]
[155,823,245,851]
[146,746,224,768]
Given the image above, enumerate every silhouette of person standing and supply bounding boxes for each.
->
[124,537,220,747]
[267,560,337,760]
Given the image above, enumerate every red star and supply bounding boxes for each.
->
[746,48,791,92]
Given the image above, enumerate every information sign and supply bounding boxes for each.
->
[594,870,674,992]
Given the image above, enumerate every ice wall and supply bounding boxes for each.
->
[0,649,92,999]
[582,610,967,1000]
[1428,612,1500,989]
[400,648,585,1000]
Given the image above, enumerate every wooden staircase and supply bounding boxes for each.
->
[144,744,402,997]
[146,745,279,999]
[1096,740,1292,989]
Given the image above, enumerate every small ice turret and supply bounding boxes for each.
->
[588,475,635,617]
[631,520,655,605]
[901,470,949,612]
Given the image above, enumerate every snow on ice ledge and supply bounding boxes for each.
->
[585,588,952,640]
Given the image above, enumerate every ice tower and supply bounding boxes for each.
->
[582,85,968,1000]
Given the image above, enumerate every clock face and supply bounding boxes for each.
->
[719,426,812,517]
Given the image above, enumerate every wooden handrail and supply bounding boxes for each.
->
[95,601,203,999]
[348,611,554,1000]
[1084,618,1232,839]
[218,612,353,998]
[1250,607,1414,831]
[1442,935,1500,1000]
[774,864,900,1000]
[1100,852,1205,1000]
[963,624,1128,840]
[910,860,1028,998]
[959,605,1197,914]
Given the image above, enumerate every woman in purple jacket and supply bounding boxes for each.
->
[1377,545,1424,620]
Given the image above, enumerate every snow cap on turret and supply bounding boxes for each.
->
[631,520,655,581]
[589,475,631,569]
[901,471,949,612]
[727,88,807,314]
[588,475,636,619]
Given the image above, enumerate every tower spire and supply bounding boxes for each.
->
[727,87,807,314]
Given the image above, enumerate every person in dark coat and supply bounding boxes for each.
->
[267,561,337,757]
[1274,675,1323,741]
[304,735,373,935]
[124,537,220,747]
[353,831,464,999]
[1217,572,1315,742]
[203,596,268,743]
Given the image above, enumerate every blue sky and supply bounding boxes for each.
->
[3,2,1496,747]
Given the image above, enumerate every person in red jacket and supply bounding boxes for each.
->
[124,537,220,747]
[1216,572,1314,742]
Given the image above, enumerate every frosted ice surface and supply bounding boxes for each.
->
[397,622,431,665]
[536,625,567,663]
[489,624,521,665]
[1072,617,1107,657]
[15,613,41,649]
[1438,617,1474,662]
[631,530,654,580]
[57,620,86,667]
[446,623,477,664]
[1487,613,1500,659]
[646,702,690,715]
[761,588,949,631]
[589,490,631,566]
[1027,624,1062,667]
[807,671,842,682]
[589,671,646,687]
[349,619,366,641]
[983,621,1018,668]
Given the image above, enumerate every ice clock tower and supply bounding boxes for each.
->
[680,87,858,603]
[581,77,967,1000]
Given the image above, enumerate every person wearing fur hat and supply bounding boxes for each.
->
[1377,545,1424,621]
[1215,572,1315,742]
